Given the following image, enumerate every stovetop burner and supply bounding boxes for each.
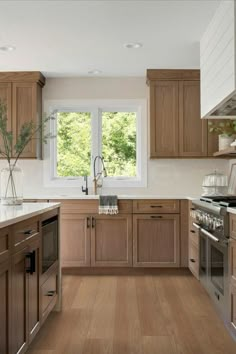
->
[200,195,236,207]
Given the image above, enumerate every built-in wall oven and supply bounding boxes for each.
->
[42,215,58,273]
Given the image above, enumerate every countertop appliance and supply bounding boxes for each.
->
[191,196,234,318]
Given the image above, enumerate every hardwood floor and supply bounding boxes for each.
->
[26,270,236,354]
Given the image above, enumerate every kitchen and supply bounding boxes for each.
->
[1,1,236,354]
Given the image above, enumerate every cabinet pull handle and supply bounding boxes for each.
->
[190,258,196,263]
[19,229,36,236]
[87,217,90,228]
[151,215,163,219]
[92,217,96,228]
[150,205,163,208]
[25,251,36,274]
[190,207,195,211]
[46,290,56,297]
[190,230,195,233]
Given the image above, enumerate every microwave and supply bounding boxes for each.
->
[42,215,58,273]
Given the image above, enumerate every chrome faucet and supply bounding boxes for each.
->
[93,156,107,195]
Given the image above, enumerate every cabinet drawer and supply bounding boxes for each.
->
[12,218,39,249]
[133,199,179,213]
[189,241,199,279]
[0,227,10,263]
[41,272,58,314]
[189,223,199,249]
[52,199,132,214]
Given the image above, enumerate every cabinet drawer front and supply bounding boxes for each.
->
[189,223,199,249]
[13,219,39,249]
[51,199,132,214]
[189,241,199,279]
[133,200,179,213]
[0,228,10,263]
[41,272,58,314]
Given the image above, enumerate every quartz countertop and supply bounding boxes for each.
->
[0,202,60,228]
[24,195,198,201]
[227,207,236,215]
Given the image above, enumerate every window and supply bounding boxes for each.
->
[45,100,147,188]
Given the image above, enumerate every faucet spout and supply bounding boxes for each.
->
[93,156,107,194]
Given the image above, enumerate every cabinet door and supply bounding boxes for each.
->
[28,240,40,344]
[179,81,207,157]
[11,248,28,354]
[133,214,180,267]
[150,81,179,157]
[61,213,91,267]
[0,83,12,153]
[91,214,132,267]
[0,261,11,354]
[230,281,236,333]
[12,82,41,158]
[230,239,236,283]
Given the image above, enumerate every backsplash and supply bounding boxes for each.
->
[0,158,228,198]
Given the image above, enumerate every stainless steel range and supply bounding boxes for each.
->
[191,196,235,318]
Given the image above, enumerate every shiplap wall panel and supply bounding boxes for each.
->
[200,0,236,118]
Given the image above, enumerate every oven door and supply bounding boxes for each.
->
[200,228,229,316]
[208,236,229,314]
[199,229,208,290]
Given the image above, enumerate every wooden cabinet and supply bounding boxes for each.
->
[147,69,219,158]
[133,214,180,267]
[61,213,91,267]
[59,200,133,268]
[150,80,179,157]
[11,248,28,354]
[229,215,236,336]
[91,214,132,267]
[0,72,45,159]
[179,81,207,156]
[0,260,11,354]
[133,199,179,214]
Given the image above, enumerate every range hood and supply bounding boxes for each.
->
[200,0,236,119]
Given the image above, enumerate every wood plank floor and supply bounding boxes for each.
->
[26,270,236,354]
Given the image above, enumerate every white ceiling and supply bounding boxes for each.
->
[0,0,220,78]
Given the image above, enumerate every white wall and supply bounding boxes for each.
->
[0,77,229,198]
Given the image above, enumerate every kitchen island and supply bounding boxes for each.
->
[0,202,61,354]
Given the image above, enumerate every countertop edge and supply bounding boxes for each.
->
[0,202,60,228]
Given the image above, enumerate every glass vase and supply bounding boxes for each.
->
[1,164,23,205]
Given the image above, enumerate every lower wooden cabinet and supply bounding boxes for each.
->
[230,281,236,332]
[11,238,40,354]
[91,214,132,266]
[61,213,91,267]
[0,260,11,354]
[133,214,180,267]
[11,248,28,354]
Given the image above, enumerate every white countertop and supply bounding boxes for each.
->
[0,202,60,228]
[227,207,236,215]
[24,195,198,201]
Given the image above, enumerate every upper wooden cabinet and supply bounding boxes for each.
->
[147,69,219,158]
[150,80,179,157]
[0,72,45,159]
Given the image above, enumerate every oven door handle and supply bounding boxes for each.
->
[200,228,219,242]
[192,222,200,229]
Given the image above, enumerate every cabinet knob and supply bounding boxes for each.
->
[151,215,163,219]
[46,290,56,297]
[92,217,96,228]
[150,205,163,208]
[87,217,90,228]
[190,230,196,234]
[190,258,196,263]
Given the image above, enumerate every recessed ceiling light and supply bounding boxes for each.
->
[124,42,143,49]
[0,45,16,52]
[88,69,102,75]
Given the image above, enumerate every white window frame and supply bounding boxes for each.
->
[43,99,147,188]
